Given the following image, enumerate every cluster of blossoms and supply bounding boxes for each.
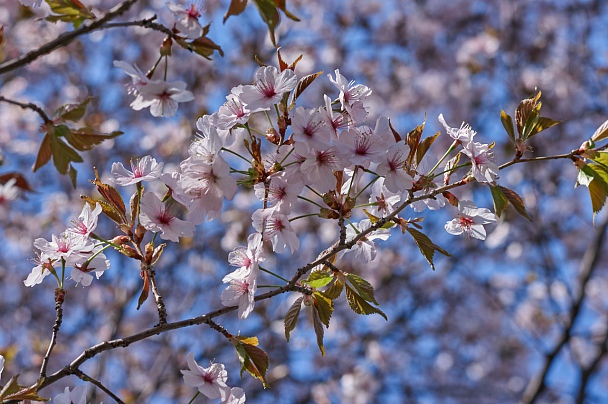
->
[25,203,108,288]
[181,353,246,403]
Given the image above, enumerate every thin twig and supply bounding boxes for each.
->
[0,0,140,75]
[74,369,126,404]
[521,213,608,403]
[40,295,64,379]
[0,95,51,122]
[143,262,168,325]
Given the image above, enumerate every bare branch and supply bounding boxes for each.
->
[39,294,64,379]
[74,369,125,404]
[0,95,51,123]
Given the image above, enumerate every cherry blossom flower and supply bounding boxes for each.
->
[221,267,257,319]
[445,200,497,240]
[376,140,414,193]
[336,126,386,168]
[410,155,446,212]
[53,385,87,404]
[297,143,348,193]
[19,0,43,7]
[24,253,56,287]
[179,156,237,224]
[181,353,230,400]
[252,209,300,253]
[216,86,251,130]
[319,94,349,140]
[131,79,194,118]
[228,233,265,272]
[139,192,195,242]
[240,66,297,110]
[67,203,102,241]
[438,114,477,146]
[253,173,302,214]
[222,387,246,404]
[463,141,500,183]
[339,219,390,262]
[291,106,332,151]
[368,177,402,218]
[70,250,110,287]
[328,69,371,122]
[166,1,204,38]
[34,232,94,265]
[188,120,224,164]
[112,155,164,186]
[113,60,149,95]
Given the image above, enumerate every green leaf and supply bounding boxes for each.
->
[44,0,96,28]
[90,168,127,224]
[233,337,269,386]
[252,0,280,47]
[345,273,379,304]
[284,296,303,341]
[313,291,333,327]
[68,165,78,188]
[305,271,334,288]
[63,128,122,151]
[577,164,608,220]
[515,91,541,138]
[223,0,248,23]
[52,97,92,123]
[499,185,532,221]
[415,132,441,168]
[405,121,424,169]
[591,119,608,143]
[291,71,323,107]
[48,131,83,175]
[311,305,325,356]
[489,184,508,218]
[521,101,541,141]
[0,376,48,402]
[527,116,561,138]
[344,284,388,320]
[405,227,451,271]
[500,110,516,143]
[321,272,344,300]
[81,196,123,225]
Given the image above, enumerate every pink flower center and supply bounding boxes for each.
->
[459,215,474,230]
[156,209,174,225]
[187,4,201,19]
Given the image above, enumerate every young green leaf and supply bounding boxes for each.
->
[311,306,325,356]
[291,71,323,106]
[52,97,92,123]
[233,338,269,387]
[321,271,345,300]
[45,0,96,28]
[345,273,378,305]
[275,0,301,21]
[415,132,441,168]
[305,271,334,288]
[499,185,532,221]
[91,168,127,224]
[63,128,122,151]
[591,119,608,143]
[252,0,280,47]
[515,91,541,137]
[521,101,541,141]
[500,110,516,143]
[284,296,303,341]
[0,376,48,402]
[527,116,561,138]
[405,227,451,270]
[577,164,608,220]
[344,284,388,320]
[489,184,508,218]
[33,133,52,172]
[49,133,83,175]
[313,291,333,327]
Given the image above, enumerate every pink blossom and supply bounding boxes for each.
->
[216,86,251,130]
[368,177,402,218]
[291,106,332,151]
[24,253,56,287]
[338,219,390,262]
[113,60,149,95]
[240,66,297,110]
[131,80,194,118]
[297,143,348,193]
[53,385,87,404]
[463,141,500,183]
[376,140,414,193]
[112,155,164,186]
[166,1,205,38]
[222,387,246,404]
[33,233,94,265]
[67,203,102,241]
[70,250,110,287]
[181,353,230,400]
[328,69,371,122]
[319,94,349,140]
[221,267,257,319]
[438,114,476,146]
[228,233,265,272]
[139,192,195,242]
[445,200,497,240]
[253,173,302,214]
[252,209,300,253]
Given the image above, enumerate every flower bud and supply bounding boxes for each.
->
[145,242,154,263]
[134,224,146,245]
[120,245,142,260]
[111,235,130,246]
[266,128,280,144]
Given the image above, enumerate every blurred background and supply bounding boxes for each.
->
[0,0,608,402]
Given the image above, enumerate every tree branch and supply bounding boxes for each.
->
[521,213,608,403]
[0,0,140,75]
[0,95,51,123]
[74,369,125,404]
[39,294,64,379]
